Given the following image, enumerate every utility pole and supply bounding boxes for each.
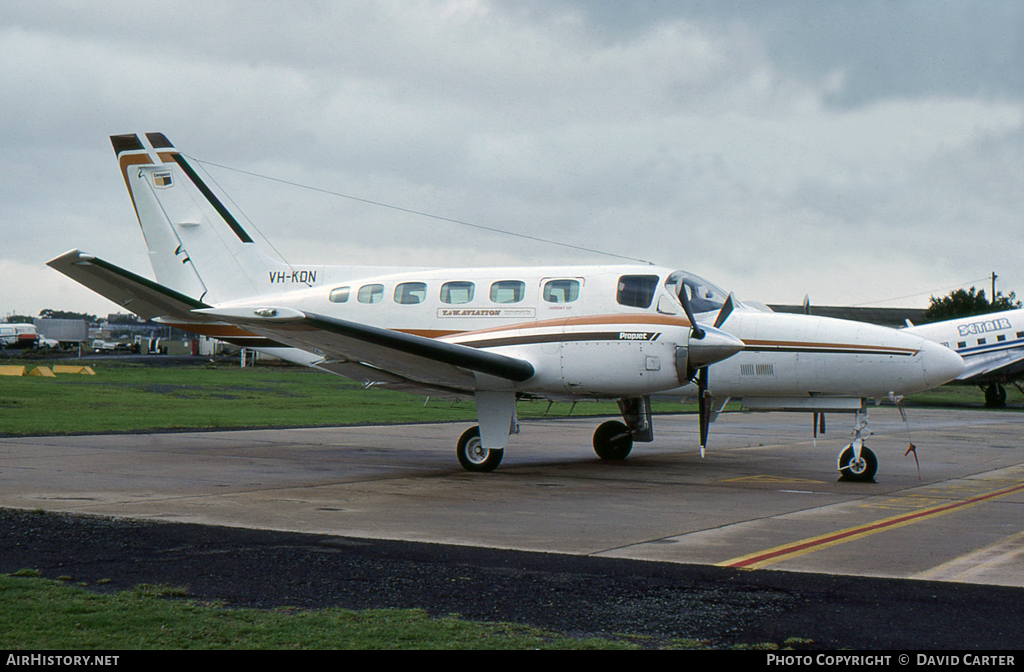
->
[992,272,998,303]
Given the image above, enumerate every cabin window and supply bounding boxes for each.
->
[490,280,525,304]
[543,279,580,303]
[957,341,966,349]
[395,282,427,305]
[357,284,384,304]
[978,338,986,345]
[440,281,475,304]
[997,334,1006,342]
[616,275,660,309]
[328,287,351,303]
[1018,332,1024,338]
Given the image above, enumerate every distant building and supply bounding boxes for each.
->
[768,305,927,329]
[34,318,89,345]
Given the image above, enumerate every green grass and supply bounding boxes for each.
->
[0,573,632,650]
[902,382,1015,408]
[0,360,690,437]
[0,359,1012,437]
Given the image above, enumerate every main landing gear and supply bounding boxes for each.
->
[592,420,633,460]
[592,397,653,462]
[984,383,1008,408]
[456,426,504,473]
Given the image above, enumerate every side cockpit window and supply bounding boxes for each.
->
[665,271,728,314]
[616,275,660,309]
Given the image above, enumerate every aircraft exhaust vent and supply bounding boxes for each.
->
[740,363,775,377]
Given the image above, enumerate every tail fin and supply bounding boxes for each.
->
[111,133,289,303]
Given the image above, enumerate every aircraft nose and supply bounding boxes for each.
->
[920,339,965,389]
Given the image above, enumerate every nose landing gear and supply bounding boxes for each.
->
[837,408,877,482]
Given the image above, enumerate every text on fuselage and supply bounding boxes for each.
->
[957,318,1012,337]
[269,270,317,284]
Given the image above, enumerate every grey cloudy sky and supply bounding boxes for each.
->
[2,1,1023,318]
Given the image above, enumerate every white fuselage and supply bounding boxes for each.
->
[201,262,965,404]
[904,308,1024,382]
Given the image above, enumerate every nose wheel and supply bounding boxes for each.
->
[836,407,877,482]
[838,443,877,482]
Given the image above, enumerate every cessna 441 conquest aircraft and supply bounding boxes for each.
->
[48,133,964,481]
[905,308,1024,407]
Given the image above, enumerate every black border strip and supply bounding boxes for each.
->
[303,312,535,382]
[170,154,255,243]
[744,345,914,356]
[459,331,660,349]
[86,258,210,310]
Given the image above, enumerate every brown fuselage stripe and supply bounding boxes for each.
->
[457,313,693,337]
[166,318,913,358]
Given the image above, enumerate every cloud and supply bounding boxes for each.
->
[1,1,1023,319]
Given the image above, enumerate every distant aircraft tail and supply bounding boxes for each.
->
[111,133,291,304]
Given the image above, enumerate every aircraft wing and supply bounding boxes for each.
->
[197,306,536,393]
[957,346,1024,383]
[47,249,213,322]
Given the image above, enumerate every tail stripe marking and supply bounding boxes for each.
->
[145,132,175,149]
[110,134,145,155]
[169,154,255,244]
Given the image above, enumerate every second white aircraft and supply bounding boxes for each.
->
[49,133,964,480]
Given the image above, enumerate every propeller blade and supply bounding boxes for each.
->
[713,293,735,329]
[803,294,811,315]
[679,284,705,340]
[698,366,711,456]
[675,289,742,456]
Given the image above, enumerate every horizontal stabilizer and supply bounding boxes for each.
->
[47,249,212,322]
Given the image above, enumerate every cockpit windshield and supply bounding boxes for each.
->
[665,271,730,314]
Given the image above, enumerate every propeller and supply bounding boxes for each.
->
[678,288,740,456]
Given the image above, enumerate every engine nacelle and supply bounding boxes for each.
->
[494,320,743,397]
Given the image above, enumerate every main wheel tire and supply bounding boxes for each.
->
[593,420,633,460]
[456,426,503,472]
[984,384,1007,408]
[838,445,878,482]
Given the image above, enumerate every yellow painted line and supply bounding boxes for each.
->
[718,481,1024,570]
